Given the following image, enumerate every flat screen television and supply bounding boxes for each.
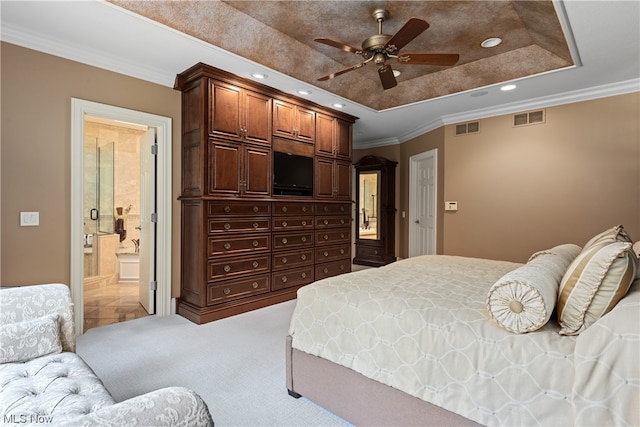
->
[273,151,313,197]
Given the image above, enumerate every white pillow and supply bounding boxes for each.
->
[0,315,62,363]
[487,244,581,333]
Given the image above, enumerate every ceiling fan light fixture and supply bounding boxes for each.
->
[481,37,502,48]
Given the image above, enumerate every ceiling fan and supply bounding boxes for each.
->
[315,9,460,90]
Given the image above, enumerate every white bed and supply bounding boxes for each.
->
[287,250,639,426]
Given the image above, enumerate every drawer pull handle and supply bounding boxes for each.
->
[340,206,345,212]
[340,249,345,254]
[324,220,329,225]
[252,240,259,247]
[282,206,288,213]
[223,265,231,273]
[281,238,288,245]
[340,219,345,224]
[282,257,288,264]
[323,268,329,274]
[224,243,231,250]
[302,206,307,212]
[324,235,329,240]
[301,236,307,243]
[374,250,379,255]
[301,254,307,261]
[252,261,259,268]
[282,221,287,227]
[252,282,259,289]
[223,287,231,295]
[253,222,259,229]
[282,276,288,283]
[340,264,345,270]
[224,223,231,230]
[323,251,329,257]
[324,206,329,212]
[301,272,307,279]
[224,206,231,213]
[301,220,307,226]
[253,206,259,213]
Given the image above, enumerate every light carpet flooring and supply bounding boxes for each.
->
[77,300,351,427]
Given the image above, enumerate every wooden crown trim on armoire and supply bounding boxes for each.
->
[174,63,358,324]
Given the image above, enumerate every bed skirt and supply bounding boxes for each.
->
[285,335,481,427]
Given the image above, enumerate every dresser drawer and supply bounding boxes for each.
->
[354,245,385,261]
[271,216,313,231]
[272,231,314,250]
[208,218,270,234]
[271,266,314,291]
[272,202,314,216]
[207,274,270,304]
[208,234,270,257]
[315,228,351,246]
[315,259,351,280]
[315,244,350,263]
[316,202,351,215]
[272,249,314,270]
[208,254,270,281]
[315,215,350,229]
[208,201,270,217]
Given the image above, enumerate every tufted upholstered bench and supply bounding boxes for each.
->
[0,284,214,426]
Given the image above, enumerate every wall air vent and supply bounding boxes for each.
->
[455,121,480,136]
[513,109,545,127]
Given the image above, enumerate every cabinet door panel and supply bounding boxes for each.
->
[244,146,271,196]
[335,118,352,159]
[209,81,242,141]
[209,140,241,195]
[244,90,272,145]
[273,100,295,139]
[315,157,335,199]
[315,113,334,157]
[334,160,352,200]
[296,106,316,143]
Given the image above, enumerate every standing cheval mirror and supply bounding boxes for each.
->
[353,155,397,266]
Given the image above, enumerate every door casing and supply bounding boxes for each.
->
[71,98,172,334]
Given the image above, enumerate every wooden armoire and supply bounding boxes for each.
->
[174,63,358,324]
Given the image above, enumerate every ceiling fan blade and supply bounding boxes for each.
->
[378,64,397,90]
[314,38,363,55]
[397,53,460,66]
[317,60,369,81]
[385,18,430,52]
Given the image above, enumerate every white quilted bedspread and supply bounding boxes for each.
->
[289,255,640,426]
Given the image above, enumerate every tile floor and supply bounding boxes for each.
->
[84,280,149,331]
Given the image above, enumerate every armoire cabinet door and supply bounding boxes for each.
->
[209,140,242,195]
[315,113,334,157]
[243,90,272,145]
[209,81,242,141]
[244,146,271,196]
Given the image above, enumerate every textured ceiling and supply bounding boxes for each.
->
[110,0,573,111]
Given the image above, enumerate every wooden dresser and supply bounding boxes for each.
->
[175,63,357,324]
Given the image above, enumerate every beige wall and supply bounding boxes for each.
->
[357,93,640,263]
[0,42,182,295]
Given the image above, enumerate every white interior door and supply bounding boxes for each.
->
[409,149,437,257]
[139,127,156,314]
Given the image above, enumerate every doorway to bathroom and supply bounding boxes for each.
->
[83,116,152,330]
[71,99,172,335]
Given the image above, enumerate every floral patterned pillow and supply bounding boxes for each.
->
[0,315,62,363]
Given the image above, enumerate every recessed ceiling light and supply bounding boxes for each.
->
[470,91,489,97]
[332,103,345,109]
[501,84,517,91]
[481,37,502,48]
[251,72,267,79]
[392,70,401,77]
[297,89,312,95]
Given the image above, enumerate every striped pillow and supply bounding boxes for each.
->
[557,241,637,335]
[583,224,633,248]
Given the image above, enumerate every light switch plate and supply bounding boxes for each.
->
[20,212,40,226]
